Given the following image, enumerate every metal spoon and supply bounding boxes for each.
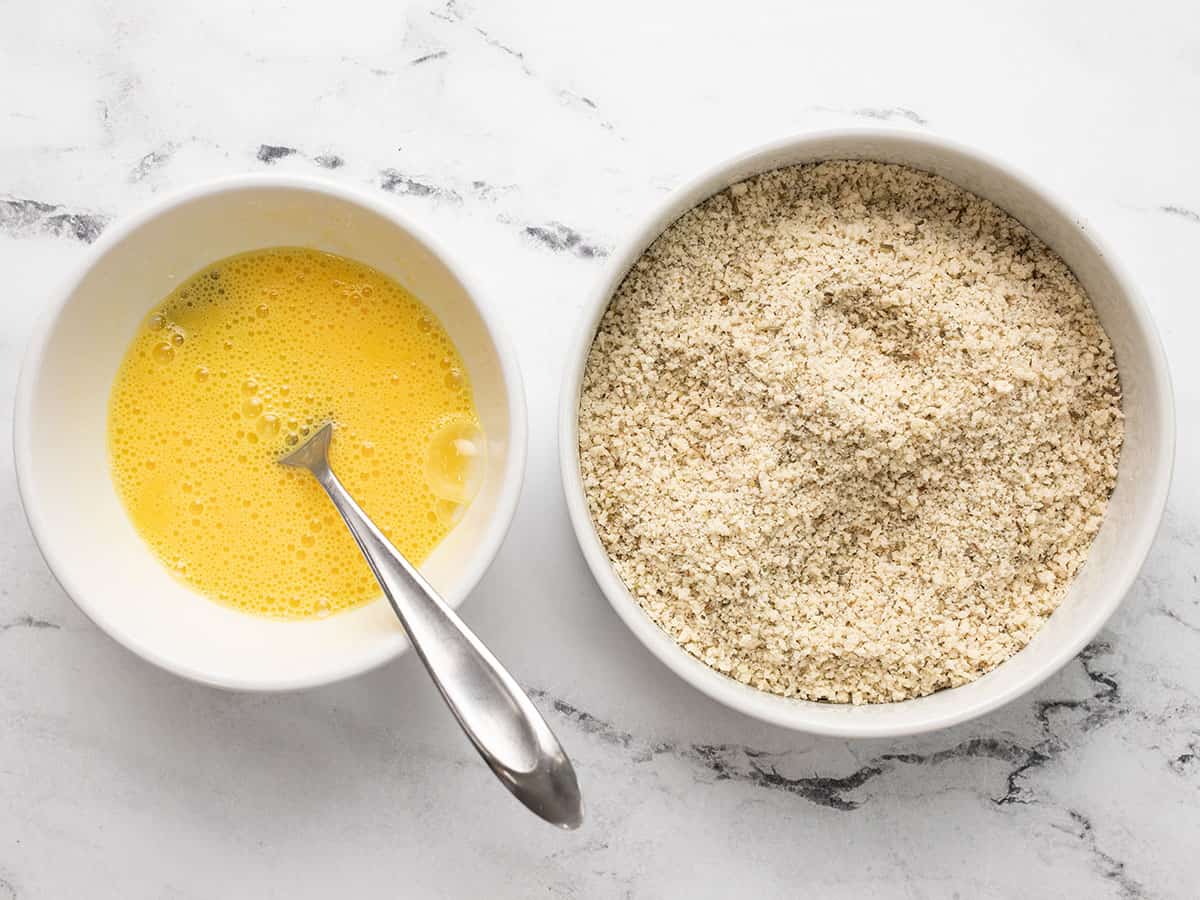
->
[280,423,583,829]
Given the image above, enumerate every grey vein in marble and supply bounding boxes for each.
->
[256,144,299,165]
[0,197,108,243]
[379,168,462,202]
[1156,605,1200,634]
[410,50,449,66]
[1170,741,1198,775]
[533,640,1125,814]
[522,222,608,258]
[254,143,345,171]
[336,56,396,78]
[1160,204,1200,223]
[1062,809,1146,899]
[469,179,517,201]
[809,105,929,125]
[377,168,607,256]
[851,106,928,125]
[130,142,179,182]
[431,1,615,132]
[0,615,60,632]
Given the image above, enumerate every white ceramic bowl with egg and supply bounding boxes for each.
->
[14,174,526,691]
[559,129,1174,738]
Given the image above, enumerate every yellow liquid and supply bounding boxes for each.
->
[108,247,485,618]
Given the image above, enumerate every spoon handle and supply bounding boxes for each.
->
[309,463,582,829]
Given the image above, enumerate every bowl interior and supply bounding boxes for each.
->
[18,179,521,690]
[562,131,1173,736]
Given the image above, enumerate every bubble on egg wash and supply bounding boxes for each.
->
[425,417,486,505]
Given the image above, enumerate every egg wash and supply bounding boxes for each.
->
[108,247,485,619]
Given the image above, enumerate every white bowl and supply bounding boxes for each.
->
[15,174,526,691]
[559,129,1174,738]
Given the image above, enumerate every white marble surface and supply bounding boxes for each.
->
[2,1,1198,896]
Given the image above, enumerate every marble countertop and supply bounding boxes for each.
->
[2,1,1198,896]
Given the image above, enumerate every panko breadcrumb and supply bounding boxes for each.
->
[578,161,1123,704]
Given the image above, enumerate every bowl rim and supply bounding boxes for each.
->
[558,127,1176,738]
[13,172,528,692]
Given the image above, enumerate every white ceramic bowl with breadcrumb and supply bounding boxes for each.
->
[559,129,1174,738]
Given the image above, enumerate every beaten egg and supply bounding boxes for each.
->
[108,247,485,618]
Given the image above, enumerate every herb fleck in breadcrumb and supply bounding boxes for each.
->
[579,161,1123,704]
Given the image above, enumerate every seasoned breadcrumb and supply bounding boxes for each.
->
[579,161,1123,704]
